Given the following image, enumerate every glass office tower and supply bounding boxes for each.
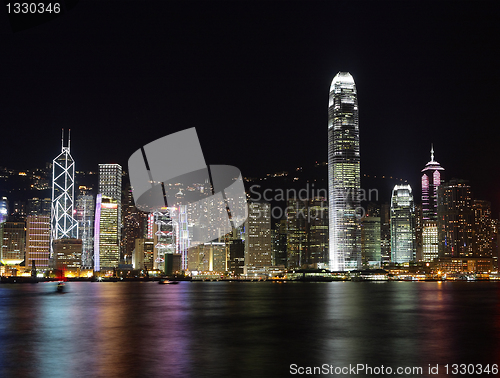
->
[390,185,416,263]
[328,72,361,271]
[51,130,78,249]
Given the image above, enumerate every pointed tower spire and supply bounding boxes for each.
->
[68,129,71,151]
[61,128,65,152]
[430,143,434,162]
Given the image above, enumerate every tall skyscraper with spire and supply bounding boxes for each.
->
[328,72,361,271]
[420,145,444,262]
[50,129,78,255]
[421,144,444,221]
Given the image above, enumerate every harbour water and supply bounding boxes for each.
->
[0,281,499,377]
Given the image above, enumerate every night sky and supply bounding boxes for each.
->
[1,1,499,210]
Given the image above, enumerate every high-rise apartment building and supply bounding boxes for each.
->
[390,185,416,263]
[328,72,361,271]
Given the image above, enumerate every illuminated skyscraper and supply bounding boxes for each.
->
[99,164,122,229]
[94,194,120,270]
[437,180,474,258]
[0,221,25,266]
[25,214,51,270]
[421,145,444,221]
[328,72,361,271]
[94,164,122,269]
[419,147,444,263]
[75,194,95,268]
[51,130,78,254]
[390,185,416,263]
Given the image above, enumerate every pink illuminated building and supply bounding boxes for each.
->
[421,145,444,221]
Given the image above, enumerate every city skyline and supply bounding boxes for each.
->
[1,2,499,213]
[1,3,499,377]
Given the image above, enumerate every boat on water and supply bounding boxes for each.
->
[159,279,180,285]
[56,282,65,292]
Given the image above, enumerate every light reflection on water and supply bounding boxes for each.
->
[0,281,499,377]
